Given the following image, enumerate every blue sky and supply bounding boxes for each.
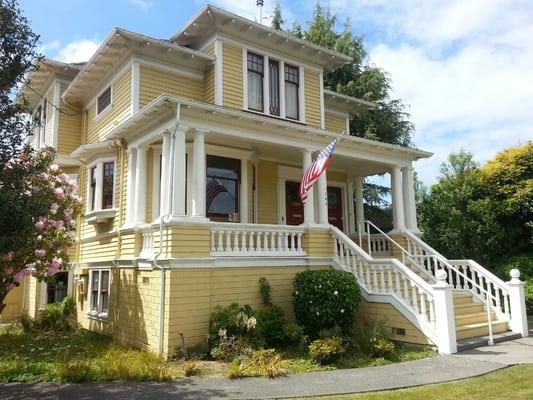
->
[19,0,533,184]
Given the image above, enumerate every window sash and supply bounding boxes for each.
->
[102,162,114,209]
[89,166,97,211]
[284,64,299,120]
[97,87,112,115]
[89,270,110,316]
[269,60,280,116]
[247,52,264,112]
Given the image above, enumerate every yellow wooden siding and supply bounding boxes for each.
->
[204,43,215,104]
[302,228,334,257]
[139,66,204,108]
[357,300,434,345]
[0,285,23,322]
[325,113,346,133]
[79,235,118,262]
[304,69,322,128]
[86,70,131,143]
[222,43,243,109]
[57,95,82,155]
[328,170,347,183]
[257,160,278,224]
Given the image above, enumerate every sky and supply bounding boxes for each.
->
[18,0,533,185]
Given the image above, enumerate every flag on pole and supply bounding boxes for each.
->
[299,132,345,205]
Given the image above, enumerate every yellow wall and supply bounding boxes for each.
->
[325,113,346,133]
[139,66,204,108]
[0,285,23,322]
[57,83,82,155]
[204,43,216,104]
[86,70,132,143]
[304,69,322,129]
[257,159,278,224]
[222,43,243,109]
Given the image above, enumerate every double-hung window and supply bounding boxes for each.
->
[285,64,299,120]
[102,162,114,209]
[87,159,116,214]
[89,269,110,318]
[247,52,264,112]
[96,86,112,116]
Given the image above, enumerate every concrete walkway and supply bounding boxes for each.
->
[2,336,532,400]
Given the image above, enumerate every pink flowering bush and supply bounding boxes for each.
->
[0,146,81,314]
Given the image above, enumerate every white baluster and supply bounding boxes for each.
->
[217,230,223,252]
[290,233,296,252]
[276,232,282,253]
[387,268,393,293]
[411,282,419,312]
[402,275,409,300]
[429,299,435,322]
[380,267,386,293]
[210,230,215,252]
[419,289,427,321]
[296,233,303,253]
[394,270,401,295]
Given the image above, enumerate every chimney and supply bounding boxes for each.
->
[256,0,264,24]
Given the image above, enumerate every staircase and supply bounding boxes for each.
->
[332,222,529,354]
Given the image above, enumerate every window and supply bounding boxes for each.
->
[102,162,114,209]
[206,155,241,222]
[89,166,97,211]
[247,52,264,112]
[285,64,299,120]
[89,269,110,318]
[47,272,69,304]
[97,86,112,115]
[269,60,280,116]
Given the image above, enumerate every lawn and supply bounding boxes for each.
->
[0,325,433,382]
[298,365,533,400]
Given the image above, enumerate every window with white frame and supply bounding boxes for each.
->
[284,64,299,120]
[87,158,116,213]
[247,52,264,112]
[88,269,110,318]
[96,86,112,116]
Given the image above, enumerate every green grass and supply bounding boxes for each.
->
[0,326,174,382]
[296,365,533,400]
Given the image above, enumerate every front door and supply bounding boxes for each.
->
[285,181,303,225]
[327,186,343,230]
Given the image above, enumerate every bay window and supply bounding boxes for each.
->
[247,52,264,112]
[88,269,110,319]
[285,64,299,120]
[86,158,116,223]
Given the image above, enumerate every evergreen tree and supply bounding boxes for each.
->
[271,2,284,31]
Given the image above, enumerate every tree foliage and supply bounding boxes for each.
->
[418,143,533,266]
[270,2,284,31]
[278,4,414,146]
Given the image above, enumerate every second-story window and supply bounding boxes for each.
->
[269,60,280,116]
[247,52,264,112]
[89,166,97,211]
[285,64,299,120]
[102,162,114,209]
[97,86,112,115]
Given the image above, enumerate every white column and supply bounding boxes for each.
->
[347,178,356,235]
[191,129,206,218]
[391,165,405,232]
[151,146,162,220]
[317,172,328,224]
[159,132,172,218]
[354,177,365,233]
[134,146,148,224]
[402,165,420,234]
[171,129,186,218]
[302,149,315,224]
[240,158,248,223]
[126,148,137,224]
[508,269,529,337]
[432,270,457,354]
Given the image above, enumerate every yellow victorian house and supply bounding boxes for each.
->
[4,4,528,357]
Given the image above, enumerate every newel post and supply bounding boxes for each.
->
[507,269,529,337]
[432,270,457,354]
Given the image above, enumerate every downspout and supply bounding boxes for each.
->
[153,102,181,356]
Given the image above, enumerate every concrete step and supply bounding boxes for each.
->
[455,312,494,327]
[456,320,508,340]
[457,331,522,352]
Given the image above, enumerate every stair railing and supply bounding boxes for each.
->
[404,230,511,321]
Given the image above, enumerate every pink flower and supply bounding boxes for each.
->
[50,164,59,172]
[51,257,63,268]
[50,203,59,215]
[35,220,45,231]
[2,252,13,262]
[34,249,46,258]
[64,208,72,218]
[59,173,70,182]
[54,220,64,229]
[13,268,30,282]
[54,188,65,198]
[47,265,59,276]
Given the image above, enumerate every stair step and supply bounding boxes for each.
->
[453,294,474,305]
[454,303,484,315]
[457,331,522,352]
[456,321,508,340]
[455,312,494,326]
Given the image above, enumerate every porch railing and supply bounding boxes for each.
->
[210,223,306,257]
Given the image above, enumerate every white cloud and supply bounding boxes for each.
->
[128,0,153,11]
[55,39,101,63]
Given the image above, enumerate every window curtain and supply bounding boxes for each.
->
[248,71,263,111]
[285,83,298,120]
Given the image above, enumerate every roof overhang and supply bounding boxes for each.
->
[171,4,351,71]
[70,140,116,162]
[17,59,83,108]
[103,95,432,164]
[62,28,215,105]
[324,90,376,115]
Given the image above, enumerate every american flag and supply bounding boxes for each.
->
[206,179,229,210]
[299,132,344,205]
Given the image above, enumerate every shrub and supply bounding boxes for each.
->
[210,336,244,362]
[39,297,75,331]
[259,277,273,306]
[494,253,533,315]
[293,269,360,337]
[282,322,307,346]
[308,337,346,364]
[255,305,287,346]
[227,349,286,379]
[208,303,258,350]
[354,319,395,358]
[183,361,200,377]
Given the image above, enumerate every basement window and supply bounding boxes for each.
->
[96,86,112,116]
[392,327,406,336]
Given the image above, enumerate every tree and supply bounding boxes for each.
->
[0,0,40,164]
[271,2,284,31]
[0,0,81,314]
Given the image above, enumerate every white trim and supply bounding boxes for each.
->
[299,66,306,124]
[85,57,133,109]
[319,72,325,130]
[214,39,224,106]
[263,54,270,116]
[52,80,61,149]
[152,146,162,220]
[242,47,248,109]
[134,55,205,82]
[346,116,351,135]
[131,62,140,114]
[85,155,118,214]
[240,158,249,223]
[279,60,286,119]
[87,269,110,320]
